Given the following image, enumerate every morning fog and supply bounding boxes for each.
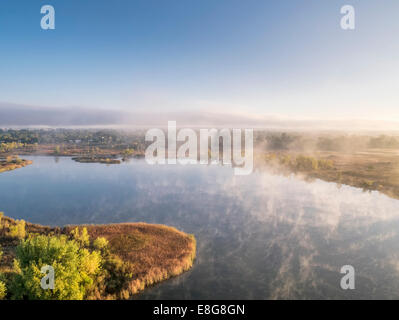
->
[145,121,253,175]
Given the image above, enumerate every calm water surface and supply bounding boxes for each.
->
[1,156,399,299]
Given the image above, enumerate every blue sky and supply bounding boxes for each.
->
[0,0,398,124]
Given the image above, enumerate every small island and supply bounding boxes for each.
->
[71,156,121,164]
[0,213,196,300]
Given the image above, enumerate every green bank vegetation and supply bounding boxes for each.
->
[0,142,26,153]
[0,213,196,300]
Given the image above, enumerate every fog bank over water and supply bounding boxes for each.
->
[1,102,399,132]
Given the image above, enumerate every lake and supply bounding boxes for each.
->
[1,156,399,299]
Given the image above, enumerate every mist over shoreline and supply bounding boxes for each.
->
[1,102,399,132]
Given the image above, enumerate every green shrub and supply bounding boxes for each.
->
[279,155,292,166]
[102,254,133,297]
[0,245,6,299]
[0,281,6,300]
[122,148,134,156]
[10,234,102,300]
[71,227,90,246]
[8,220,26,239]
[318,159,334,170]
[93,237,109,251]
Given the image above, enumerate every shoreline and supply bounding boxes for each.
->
[257,150,399,201]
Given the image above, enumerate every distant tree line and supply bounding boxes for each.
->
[0,129,147,152]
[1,129,399,153]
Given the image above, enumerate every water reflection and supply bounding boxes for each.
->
[1,156,399,299]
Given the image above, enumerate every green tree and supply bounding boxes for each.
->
[122,148,134,157]
[10,234,102,300]
[71,227,90,247]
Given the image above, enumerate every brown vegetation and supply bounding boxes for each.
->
[259,149,399,200]
[64,223,196,298]
[0,215,196,299]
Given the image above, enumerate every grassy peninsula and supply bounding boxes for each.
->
[0,156,32,173]
[0,213,196,300]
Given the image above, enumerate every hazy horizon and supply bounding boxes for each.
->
[1,102,399,132]
[1,0,398,128]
